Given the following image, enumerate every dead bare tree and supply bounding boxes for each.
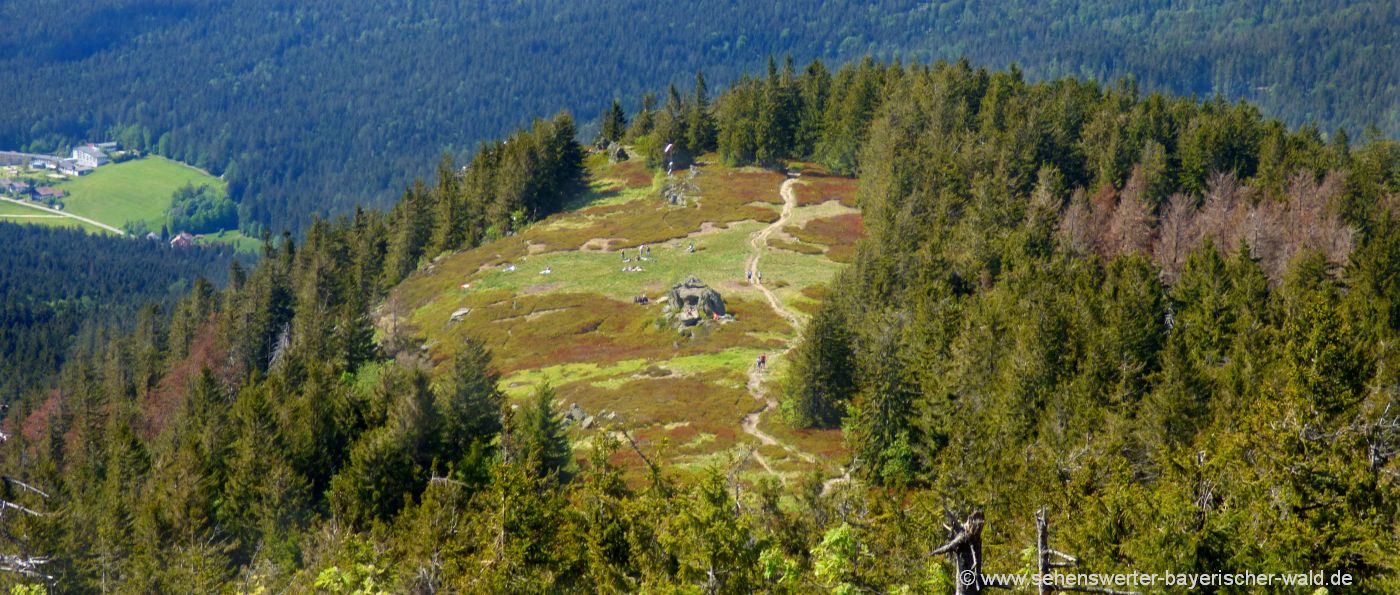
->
[1108,167,1157,257]
[928,508,1138,595]
[1034,508,1138,595]
[1152,193,1199,283]
[0,435,52,583]
[1059,189,1094,256]
[930,510,990,595]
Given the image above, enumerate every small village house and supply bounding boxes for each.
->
[34,187,66,200]
[0,179,33,197]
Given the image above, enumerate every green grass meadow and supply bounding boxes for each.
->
[0,199,106,233]
[56,156,226,229]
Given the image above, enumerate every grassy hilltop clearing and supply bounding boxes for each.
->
[387,153,862,483]
[56,155,223,230]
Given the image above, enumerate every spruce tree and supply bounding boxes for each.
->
[781,305,855,428]
[686,71,716,153]
[626,92,656,141]
[518,383,571,480]
[601,99,627,143]
[435,337,503,466]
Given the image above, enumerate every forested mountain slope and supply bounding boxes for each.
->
[0,223,243,404]
[2,58,1398,592]
[0,0,1392,234]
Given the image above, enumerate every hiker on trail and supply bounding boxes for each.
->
[756,271,762,284]
[747,270,753,283]
[756,353,767,370]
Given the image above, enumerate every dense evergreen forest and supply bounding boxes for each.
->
[0,223,242,406]
[1,58,1397,592]
[0,0,1393,234]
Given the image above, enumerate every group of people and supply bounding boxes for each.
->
[622,245,654,263]
[633,295,650,305]
[747,269,762,284]
[621,265,645,273]
[755,353,767,370]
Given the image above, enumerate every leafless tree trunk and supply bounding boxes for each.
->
[931,510,990,595]
[0,436,51,583]
[1035,508,1138,595]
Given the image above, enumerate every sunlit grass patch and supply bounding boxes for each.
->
[57,156,226,228]
[444,220,767,301]
[498,359,650,397]
[754,246,846,321]
[768,237,824,255]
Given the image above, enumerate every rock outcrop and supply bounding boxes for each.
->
[664,276,726,327]
[607,142,629,163]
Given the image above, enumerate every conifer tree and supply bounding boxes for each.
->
[626,92,656,141]
[601,99,627,143]
[686,72,716,153]
[434,337,503,467]
[781,305,855,428]
[517,383,571,481]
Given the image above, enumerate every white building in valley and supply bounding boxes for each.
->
[71,145,108,168]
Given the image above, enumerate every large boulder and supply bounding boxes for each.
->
[664,276,726,327]
[607,142,629,163]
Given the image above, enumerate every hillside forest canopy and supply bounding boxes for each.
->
[0,223,244,406]
[0,0,1393,235]
[0,57,1397,592]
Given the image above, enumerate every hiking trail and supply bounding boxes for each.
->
[738,178,819,483]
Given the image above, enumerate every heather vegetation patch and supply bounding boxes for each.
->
[788,211,864,263]
[410,280,793,404]
[790,168,859,207]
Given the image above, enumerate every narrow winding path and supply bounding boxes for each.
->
[738,178,819,482]
[0,196,127,235]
